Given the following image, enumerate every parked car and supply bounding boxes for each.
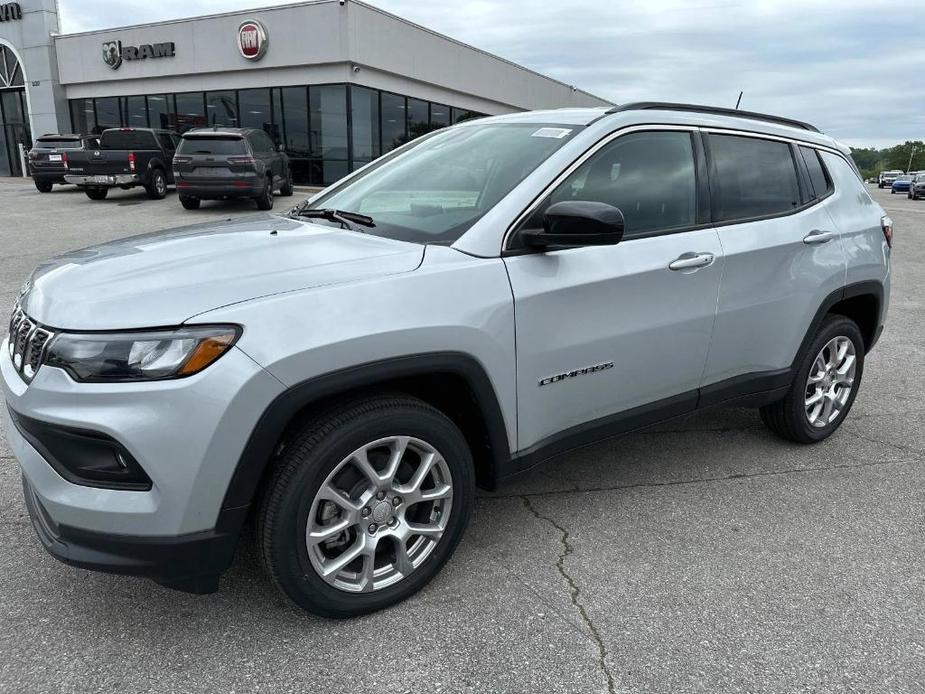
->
[891,175,914,194]
[173,128,293,210]
[909,173,925,200]
[3,103,891,618]
[27,134,99,193]
[64,127,179,200]
[878,170,904,188]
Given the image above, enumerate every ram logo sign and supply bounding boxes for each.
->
[237,19,268,61]
[101,40,176,70]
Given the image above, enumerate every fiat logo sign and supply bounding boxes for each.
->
[237,19,268,61]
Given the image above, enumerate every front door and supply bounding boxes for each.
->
[504,128,723,453]
[0,90,30,177]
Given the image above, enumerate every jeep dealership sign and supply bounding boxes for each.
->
[102,40,176,70]
[237,19,268,61]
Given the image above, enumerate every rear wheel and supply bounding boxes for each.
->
[255,176,274,210]
[179,195,200,210]
[145,168,168,200]
[257,394,474,618]
[34,180,53,193]
[84,187,108,200]
[760,315,864,443]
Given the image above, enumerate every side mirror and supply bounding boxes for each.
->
[277,143,286,153]
[522,201,625,249]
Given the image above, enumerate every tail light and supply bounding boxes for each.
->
[128,152,136,173]
[227,156,256,165]
[62,152,68,172]
[881,215,893,248]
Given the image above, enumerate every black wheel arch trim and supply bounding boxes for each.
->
[218,352,512,517]
[793,280,885,362]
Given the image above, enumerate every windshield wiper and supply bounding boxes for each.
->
[289,206,375,231]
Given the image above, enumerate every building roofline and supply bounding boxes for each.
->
[54,0,610,105]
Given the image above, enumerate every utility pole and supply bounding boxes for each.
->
[907,145,918,172]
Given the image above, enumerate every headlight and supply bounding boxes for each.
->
[45,325,241,382]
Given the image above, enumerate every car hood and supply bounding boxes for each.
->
[19,214,425,330]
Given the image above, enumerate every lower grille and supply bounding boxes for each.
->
[7,305,54,383]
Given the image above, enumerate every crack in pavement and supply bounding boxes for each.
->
[843,428,925,457]
[522,496,617,694]
[484,456,917,501]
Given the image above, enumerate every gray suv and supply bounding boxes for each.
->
[173,128,293,210]
[2,103,891,618]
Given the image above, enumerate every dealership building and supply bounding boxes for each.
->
[0,0,609,184]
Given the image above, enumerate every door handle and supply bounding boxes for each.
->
[803,230,834,245]
[669,252,715,271]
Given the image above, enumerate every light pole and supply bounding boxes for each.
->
[907,145,918,173]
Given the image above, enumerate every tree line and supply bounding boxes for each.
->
[851,141,925,180]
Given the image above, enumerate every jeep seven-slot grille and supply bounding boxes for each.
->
[7,305,54,383]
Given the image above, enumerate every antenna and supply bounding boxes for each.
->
[735,91,743,110]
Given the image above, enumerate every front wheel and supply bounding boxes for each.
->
[760,315,864,443]
[257,394,474,618]
[145,169,168,199]
[85,187,108,200]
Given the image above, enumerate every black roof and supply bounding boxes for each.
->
[606,102,820,133]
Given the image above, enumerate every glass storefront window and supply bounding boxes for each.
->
[70,99,96,135]
[309,85,347,159]
[94,97,120,133]
[122,96,148,127]
[407,98,429,139]
[206,91,238,127]
[146,94,173,129]
[430,103,450,129]
[271,88,284,145]
[452,107,483,124]
[280,87,309,157]
[174,92,205,132]
[381,92,406,153]
[350,86,379,163]
[238,88,272,133]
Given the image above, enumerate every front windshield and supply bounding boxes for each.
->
[307,122,581,245]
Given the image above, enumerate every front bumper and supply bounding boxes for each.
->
[23,475,244,593]
[1,334,284,535]
[64,174,140,187]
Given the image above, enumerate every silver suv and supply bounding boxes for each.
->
[2,103,891,618]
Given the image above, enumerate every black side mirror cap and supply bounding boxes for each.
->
[522,201,626,249]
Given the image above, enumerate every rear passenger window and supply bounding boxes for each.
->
[708,134,800,222]
[799,146,831,199]
[533,130,698,238]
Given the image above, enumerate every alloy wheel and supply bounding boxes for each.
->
[305,436,454,593]
[804,336,857,428]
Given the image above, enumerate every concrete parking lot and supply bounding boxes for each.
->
[0,178,923,693]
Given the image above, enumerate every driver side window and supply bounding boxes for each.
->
[524,130,698,239]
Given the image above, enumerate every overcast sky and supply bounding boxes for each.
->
[57,0,925,149]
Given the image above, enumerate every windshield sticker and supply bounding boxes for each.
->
[531,127,572,139]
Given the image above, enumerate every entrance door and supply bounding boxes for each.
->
[0,46,30,177]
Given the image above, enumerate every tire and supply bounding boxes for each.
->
[255,176,274,210]
[179,195,200,210]
[145,168,168,200]
[34,179,53,193]
[257,394,475,618]
[890,189,895,194]
[279,169,294,197]
[84,187,108,200]
[760,315,865,444]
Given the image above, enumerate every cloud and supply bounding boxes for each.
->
[57,0,925,147]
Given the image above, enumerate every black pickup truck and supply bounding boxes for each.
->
[64,128,180,200]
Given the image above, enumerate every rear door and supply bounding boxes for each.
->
[699,131,847,397]
[504,127,724,452]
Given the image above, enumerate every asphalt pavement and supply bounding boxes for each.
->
[0,180,922,693]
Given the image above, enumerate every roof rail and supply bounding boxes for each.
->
[605,102,820,133]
